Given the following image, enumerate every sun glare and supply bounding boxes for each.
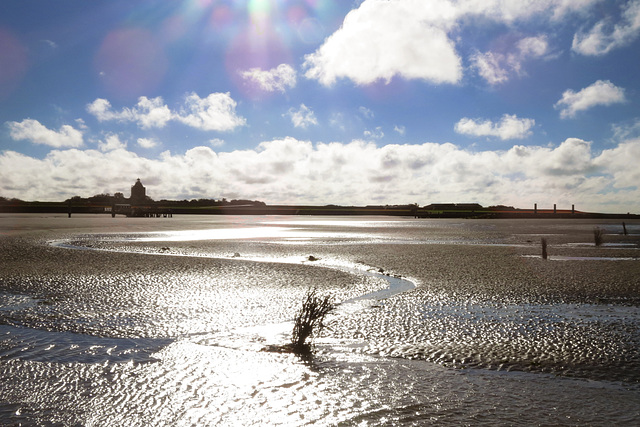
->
[248,0,272,15]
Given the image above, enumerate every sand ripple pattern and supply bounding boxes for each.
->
[1,216,639,425]
[331,290,640,384]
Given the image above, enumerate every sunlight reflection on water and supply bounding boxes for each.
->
[123,226,369,243]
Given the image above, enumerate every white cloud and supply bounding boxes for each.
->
[176,92,246,131]
[41,39,58,49]
[549,0,605,20]
[596,138,640,189]
[394,125,406,136]
[240,64,297,92]
[209,138,225,148]
[7,118,83,148]
[3,136,638,213]
[284,104,318,128]
[87,96,172,129]
[460,0,604,22]
[75,118,88,130]
[471,51,509,85]
[572,0,640,55]
[364,127,384,139]
[455,114,535,140]
[554,80,626,119]
[134,97,173,129]
[86,98,115,120]
[99,134,127,152]
[517,35,550,57]
[472,35,550,85]
[359,107,374,119]
[303,0,463,86]
[87,92,246,132]
[612,118,640,141]
[526,137,595,176]
[303,0,599,87]
[137,137,158,149]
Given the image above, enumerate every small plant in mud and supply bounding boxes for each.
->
[291,287,334,354]
[541,237,548,260]
[593,227,605,246]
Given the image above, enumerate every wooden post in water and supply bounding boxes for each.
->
[572,204,575,214]
[623,222,628,236]
[553,204,557,214]
[541,237,548,260]
[534,203,537,214]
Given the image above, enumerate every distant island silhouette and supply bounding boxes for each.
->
[1,179,637,219]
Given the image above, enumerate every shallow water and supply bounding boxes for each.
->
[1,214,639,425]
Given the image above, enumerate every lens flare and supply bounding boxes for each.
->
[94,0,342,99]
[248,0,271,16]
[286,5,308,25]
[209,4,235,30]
[222,0,295,98]
[0,28,28,100]
[94,28,168,100]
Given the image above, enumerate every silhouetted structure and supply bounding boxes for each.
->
[130,179,146,205]
[423,203,482,211]
[110,179,172,217]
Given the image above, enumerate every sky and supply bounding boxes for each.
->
[1,0,640,213]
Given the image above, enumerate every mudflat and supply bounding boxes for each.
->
[1,214,639,425]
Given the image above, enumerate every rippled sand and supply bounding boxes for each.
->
[1,214,639,425]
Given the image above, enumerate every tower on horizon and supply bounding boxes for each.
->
[130,178,146,205]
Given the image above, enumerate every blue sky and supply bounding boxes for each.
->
[1,0,639,212]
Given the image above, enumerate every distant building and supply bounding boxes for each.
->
[130,178,146,205]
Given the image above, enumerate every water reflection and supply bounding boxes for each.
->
[0,324,172,364]
[132,227,308,241]
[524,254,640,261]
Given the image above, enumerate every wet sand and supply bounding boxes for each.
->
[1,214,639,425]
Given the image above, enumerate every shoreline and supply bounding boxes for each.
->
[2,203,638,219]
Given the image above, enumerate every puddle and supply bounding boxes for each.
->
[0,292,40,311]
[523,255,639,261]
[0,324,173,364]
[562,242,639,248]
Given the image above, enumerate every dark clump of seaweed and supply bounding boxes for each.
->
[291,287,334,354]
[261,287,334,356]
